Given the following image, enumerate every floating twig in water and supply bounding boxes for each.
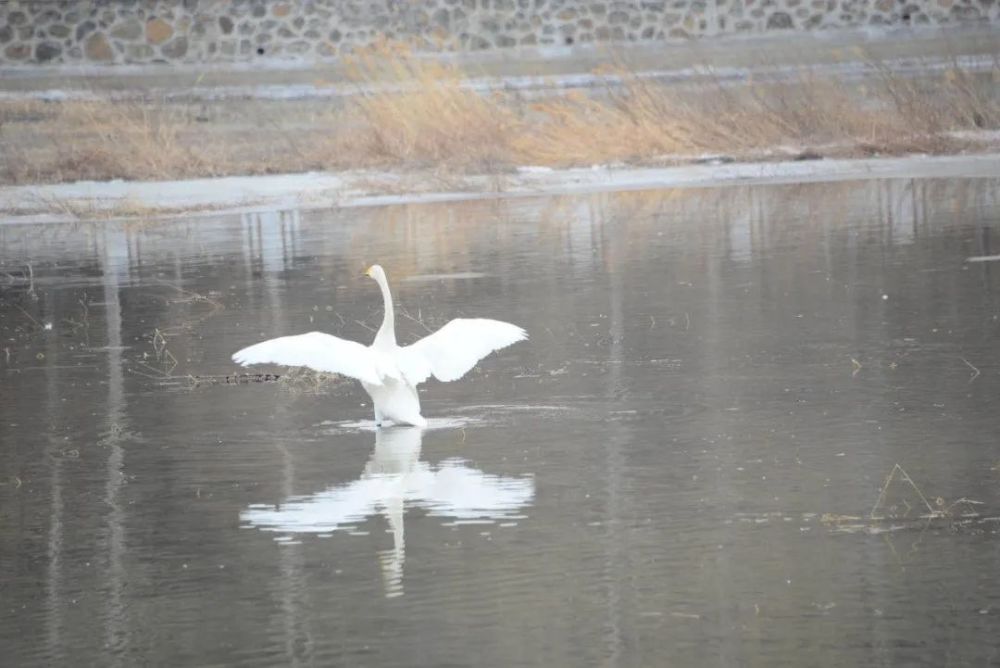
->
[871,463,934,520]
[276,367,347,394]
[12,303,41,329]
[194,373,283,386]
[26,263,36,302]
[397,306,434,334]
[819,463,987,536]
[152,278,224,310]
[958,356,981,382]
[851,357,863,376]
[147,328,179,375]
[0,476,23,489]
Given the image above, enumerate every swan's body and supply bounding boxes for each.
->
[232,265,526,426]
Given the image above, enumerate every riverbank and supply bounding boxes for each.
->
[2,26,998,218]
[3,153,999,224]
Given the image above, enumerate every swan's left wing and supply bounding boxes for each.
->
[398,318,527,384]
[232,331,388,386]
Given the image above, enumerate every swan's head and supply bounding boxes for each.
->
[364,264,387,284]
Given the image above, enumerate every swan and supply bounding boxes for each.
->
[232,265,527,427]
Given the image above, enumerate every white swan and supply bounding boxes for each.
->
[232,265,527,426]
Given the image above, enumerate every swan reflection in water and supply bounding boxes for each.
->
[242,426,535,597]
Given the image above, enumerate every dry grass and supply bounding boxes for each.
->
[336,40,520,169]
[338,42,999,166]
[0,96,340,184]
[513,64,998,163]
[1,99,209,183]
[0,42,998,187]
[55,102,209,181]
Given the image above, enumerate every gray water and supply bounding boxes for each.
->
[2,178,1000,666]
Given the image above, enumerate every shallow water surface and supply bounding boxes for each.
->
[2,179,1000,666]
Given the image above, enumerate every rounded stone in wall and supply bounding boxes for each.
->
[767,11,794,28]
[76,20,97,41]
[84,32,114,61]
[433,8,450,27]
[35,42,63,62]
[161,36,189,58]
[4,44,31,60]
[111,18,144,40]
[951,4,983,21]
[126,44,155,61]
[286,40,312,54]
[146,18,174,44]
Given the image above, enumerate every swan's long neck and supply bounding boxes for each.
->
[374,274,396,346]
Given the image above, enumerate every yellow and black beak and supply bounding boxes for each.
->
[363,266,373,278]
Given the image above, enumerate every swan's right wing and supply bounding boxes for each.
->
[397,318,527,384]
[232,331,386,386]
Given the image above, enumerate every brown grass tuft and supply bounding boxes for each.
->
[337,41,520,169]
[53,101,209,181]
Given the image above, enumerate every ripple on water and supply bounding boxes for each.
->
[400,272,489,282]
[317,415,486,433]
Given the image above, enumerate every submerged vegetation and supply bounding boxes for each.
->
[1,41,999,186]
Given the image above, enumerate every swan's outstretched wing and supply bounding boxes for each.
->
[398,318,526,384]
[232,331,385,386]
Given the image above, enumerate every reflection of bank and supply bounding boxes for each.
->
[242,427,534,597]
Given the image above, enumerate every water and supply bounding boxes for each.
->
[2,178,1000,666]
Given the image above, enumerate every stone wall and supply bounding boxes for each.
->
[1,0,997,66]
